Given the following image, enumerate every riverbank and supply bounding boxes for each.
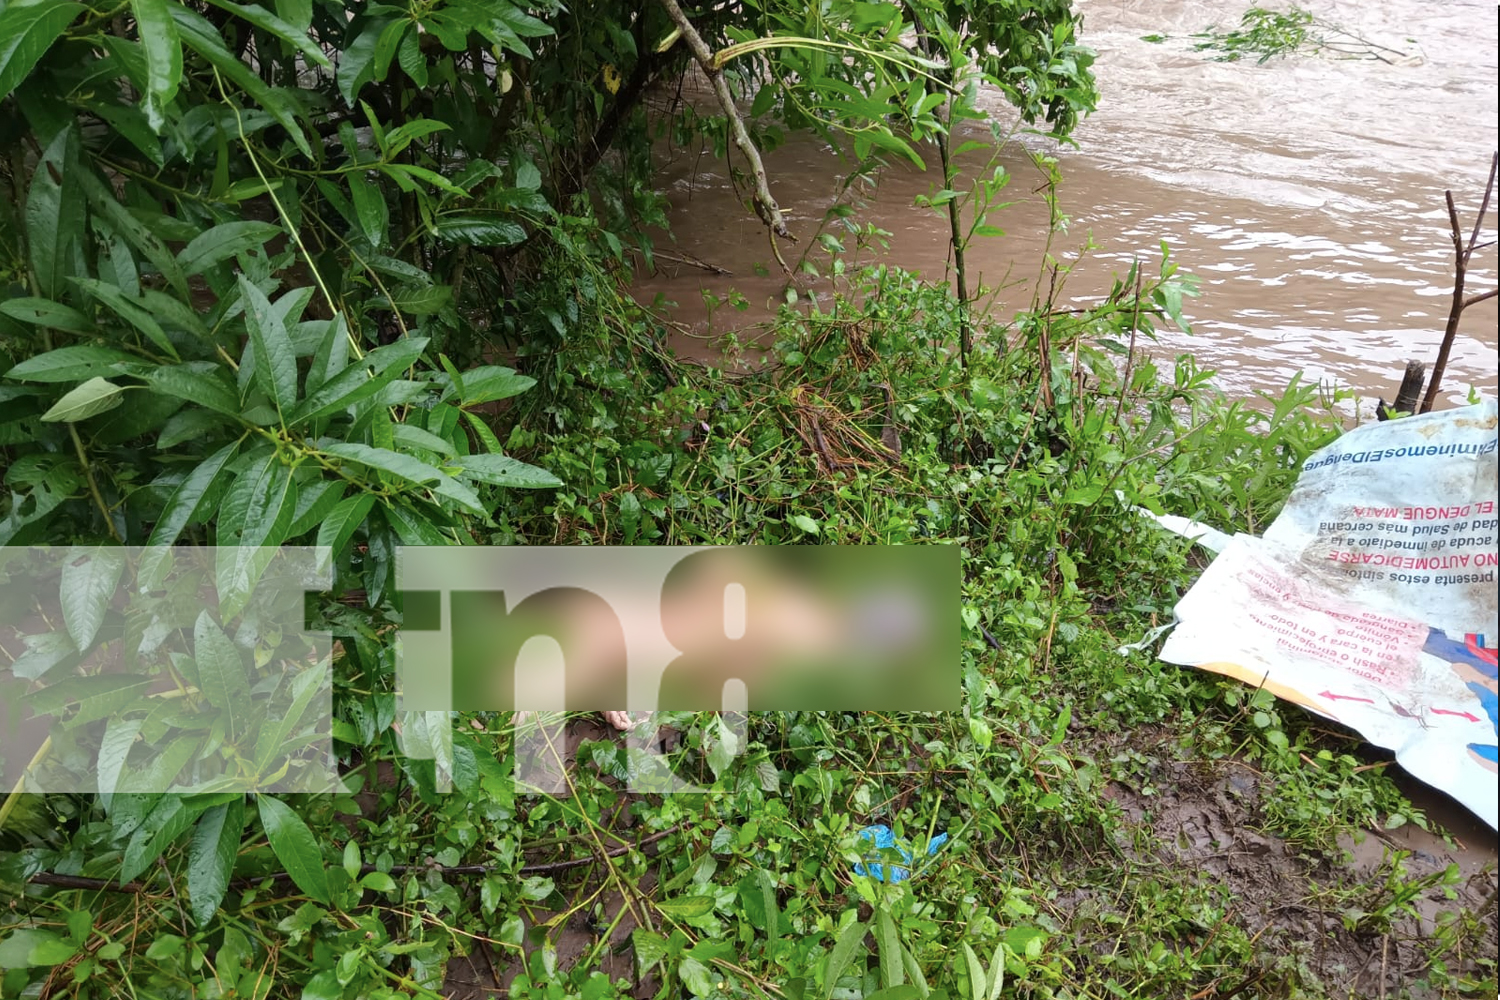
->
[490,257,1499,998]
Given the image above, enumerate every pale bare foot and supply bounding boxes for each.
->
[602,711,636,731]
[512,711,636,732]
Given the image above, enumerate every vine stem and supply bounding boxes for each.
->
[70,423,123,542]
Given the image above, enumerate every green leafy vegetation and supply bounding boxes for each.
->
[1144,6,1418,66]
[0,0,1493,998]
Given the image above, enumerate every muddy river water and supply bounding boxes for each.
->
[633,0,1498,411]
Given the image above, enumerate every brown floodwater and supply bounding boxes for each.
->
[632,0,1499,412]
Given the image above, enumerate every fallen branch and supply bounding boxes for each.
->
[1420,151,1498,413]
[657,0,794,273]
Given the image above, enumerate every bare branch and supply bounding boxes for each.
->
[657,0,795,271]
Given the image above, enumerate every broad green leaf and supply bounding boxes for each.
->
[238,275,298,414]
[315,493,374,556]
[97,716,142,799]
[275,0,311,31]
[385,284,452,316]
[678,956,714,997]
[290,336,427,426]
[25,674,152,728]
[381,500,450,545]
[25,126,82,300]
[392,424,454,457]
[194,609,251,738]
[396,26,427,86]
[60,546,125,650]
[0,929,76,969]
[321,442,443,487]
[286,479,344,538]
[257,796,330,904]
[453,453,561,489]
[347,174,387,248]
[145,441,237,552]
[200,0,330,67]
[449,365,533,405]
[140,289,207,338]
[0,296,93,333]
[120,795,210,883]
[218,452,297,617]
[5,345,142,383]
[130,0,181,132]
[71,277,177,358]
[171,6,311,157]
[0,1,85,102]
[335,18,388,106]
[144,363,241,416]
[41,377,125,423]
[788,514,820,536]
[655,895,715,919]
[188,799,245,926]
[177,221,282,277]
[433,214,526,247]
[252,666,325,775]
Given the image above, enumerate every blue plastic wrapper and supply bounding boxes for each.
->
[851,825,949,884]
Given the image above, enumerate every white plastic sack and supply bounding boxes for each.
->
[1158,399,1499,829]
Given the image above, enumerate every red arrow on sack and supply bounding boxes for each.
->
[1431,708,1481,722]
[1318,690,1375,704]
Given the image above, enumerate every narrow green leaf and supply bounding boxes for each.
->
[381,500,450,544]
[144,363,242,416]
[320,442,443,487]
[145,441,239,548]
[130,0,181,132]
[120,795,209,883]
[257,796,330,904]
[0,1,85,102]
[200,0,330,67]
[315,493,373,556]
[823,919,868,1000]
[347,173,387,248]
[452,454,561,489]
[171,6,310,157]
[188,799,245,926]
[238,275,298,414]
[177,221,282,277]
[307,314,351,396]
[289,336,427,426]
[59,546,126,650]
[960,943,985,1000]
[286,479,344,538]
[194,609,251,738]
[433,214,526,247]
[877,908,903,988]
[0,296,94,334]
[71,277,177,358]
[76,168,187,298]
[4,345,140,383]
[97,716,142,799]
[252,666,325,775]
[41,377,125,423]
[25,126,81,299]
